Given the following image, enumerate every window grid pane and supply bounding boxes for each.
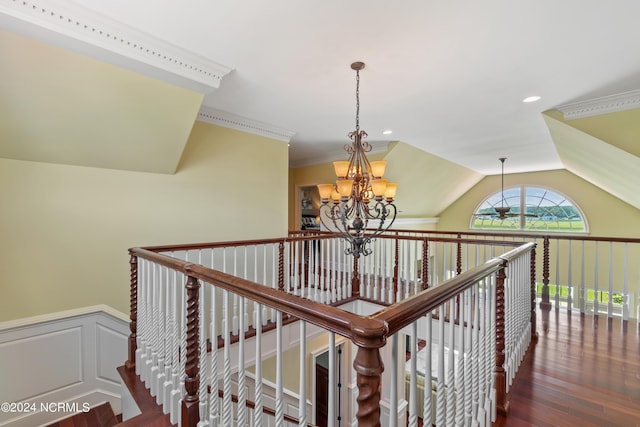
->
[471,185,587,232]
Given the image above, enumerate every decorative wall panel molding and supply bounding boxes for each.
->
[0,305,129,427]
[198,107,296,143]
[556,89,640,120]
[0,0,232,90]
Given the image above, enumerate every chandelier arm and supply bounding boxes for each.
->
[316,61,398,258]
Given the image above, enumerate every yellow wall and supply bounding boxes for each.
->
[0,122,289,322]
[436,168,640,237]
[252,332,344,396]
[288,154,386,230]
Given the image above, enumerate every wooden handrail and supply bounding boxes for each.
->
[377,228,640,244]
[373,258,505,335]
[128,247,387,344]
[128,235,538,427]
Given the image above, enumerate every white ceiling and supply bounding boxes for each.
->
[2,0,640,176]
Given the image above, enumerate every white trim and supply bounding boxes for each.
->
[310,337,347,426]
[198,107,296,142]
[0,0,232,91]
[555,89,640,120]
[0,306,129,427]
[0,304,128,331]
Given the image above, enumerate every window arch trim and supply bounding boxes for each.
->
[470,185,589,233]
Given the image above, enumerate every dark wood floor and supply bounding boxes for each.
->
[494,308,640,427]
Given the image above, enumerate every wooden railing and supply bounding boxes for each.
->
[125,233,536,426]
[386,230,640,326]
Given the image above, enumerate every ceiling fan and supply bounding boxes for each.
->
[476,157,534,220]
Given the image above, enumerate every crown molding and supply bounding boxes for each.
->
[556,89,640,120]
[198,107,296,142]
[0,0,232,90]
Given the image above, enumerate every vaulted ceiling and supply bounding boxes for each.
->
[1,1,639,207]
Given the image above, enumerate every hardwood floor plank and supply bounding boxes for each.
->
[493,309,640,427]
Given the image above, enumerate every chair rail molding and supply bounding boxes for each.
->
[0,305,129,427]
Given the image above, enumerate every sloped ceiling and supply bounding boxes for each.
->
[0,28,204,174]
[0,1,639,211]
[543,108,640,210]
[383,142,484,217]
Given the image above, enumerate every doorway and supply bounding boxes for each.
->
[299,186,320,231]
[313,343,344,426]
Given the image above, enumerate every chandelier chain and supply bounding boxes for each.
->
[355,69,360,132]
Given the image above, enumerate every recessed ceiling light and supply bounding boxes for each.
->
[522,95,541,103]
[382,129,393,135]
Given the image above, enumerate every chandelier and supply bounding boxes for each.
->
[317,62,398,258]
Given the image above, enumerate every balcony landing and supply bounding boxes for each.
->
[494,309,640,426]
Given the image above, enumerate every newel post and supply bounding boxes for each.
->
[182,276,200,427]
[351,320,387,427]
[494,262,509,415]
[125,252,138,371]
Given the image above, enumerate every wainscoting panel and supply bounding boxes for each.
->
[0,305,128,427]
[95,321,128,385]
[0,327,83,402]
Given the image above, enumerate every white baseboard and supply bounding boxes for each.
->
[0,305,129,427]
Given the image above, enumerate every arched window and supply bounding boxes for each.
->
[470,186,588,232]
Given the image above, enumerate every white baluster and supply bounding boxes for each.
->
[149,263,160,395]
[413,240,419,296]
[555,240,560,310]
[407,327,417,427]
[209,261,219,426]
[222,290,232,427]
[155,266,166,403]
[136,259,147,377]
[445,299,455,426]
[623,243,629,322]
[162,266,175,413]
[380,241,386,304]
[328,332,336,427]
[254,304,263,427]
[608,242,614,318]
[298,321,307,426]
[198,282,209,427]
[567,241,573,312]
[422,313,433,425]
[471,283,480,422]
[464,288,473,427]
[435,305,445,426]
[314,240,320,302]
[275,311,284,426]
[232,248,239,335]
[294,241,300,297]
[262,247,268,325]
[237,296,247,426]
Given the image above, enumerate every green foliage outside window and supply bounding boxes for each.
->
[471,186,587,232]
[535,283,624,305]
